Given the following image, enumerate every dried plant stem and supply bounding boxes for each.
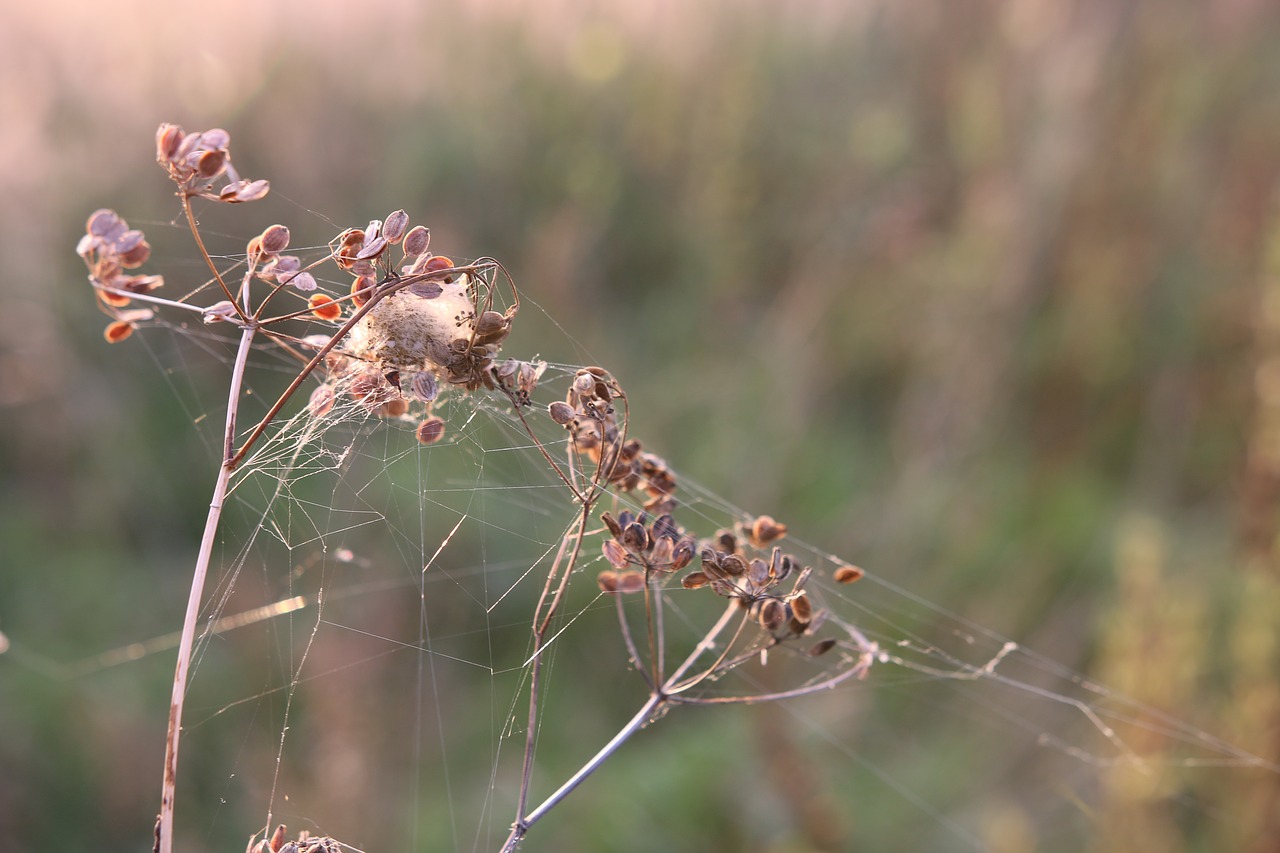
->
[500,602,740,853]
[157,314,256,853]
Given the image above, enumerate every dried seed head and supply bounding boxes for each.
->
[416,416,446,444]
[597,571,620,593]
[308,294,341,321]
[833,565,864,584]
[103,321,133,343]
[721,554,748,577]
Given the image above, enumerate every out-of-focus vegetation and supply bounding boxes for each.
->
[3,0,1280,851]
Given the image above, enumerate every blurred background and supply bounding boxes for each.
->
[3,0,1280,850]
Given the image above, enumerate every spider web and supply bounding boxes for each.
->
[68,225,1280,853]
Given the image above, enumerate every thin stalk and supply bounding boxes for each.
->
[157,312,256,853]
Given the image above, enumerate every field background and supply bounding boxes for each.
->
[2,1,1280,851]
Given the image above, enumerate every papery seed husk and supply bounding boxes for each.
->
[790,592,813,624]
[681,572,710,589]
[261,224,290,254]
[750,514,788,546]
[759,598,786,632]
[416,416,446,444]
[308,294,341,321]
[411,371,439,402]
[403,225,430,257]
[834,565,865,584]
[383,210,409,243]
[617,571,646,593]
[807,638,837,657]
[597,571,620,593]
[601,511,622,537]
[308,384,336,417]
[156,124,184,161]
[197,149,227,178]
[548,401,575,425]
[103,321,133,343]
[721,554,748,577]
[621,522,649,553]
[379,398,409,417]
[602,539,629,570]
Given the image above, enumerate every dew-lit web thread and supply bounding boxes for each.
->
[125,279,1280,851]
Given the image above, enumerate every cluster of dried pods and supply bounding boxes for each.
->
[246,824,340,853]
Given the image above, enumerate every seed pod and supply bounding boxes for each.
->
[383,210,409,244]
[260,224,290,255]
[597,571,620,593]
[789,592,813,625]
[410,372,439,402]
[807,638,837,657]
[403,225,430,257]
[379,397,409,417]
[681,571,710,589]
[602,539,629,570]
[621,521,649,553]
[308,294,341,321]
[548,401,575,425]
[721,554,749,577]
[834,565,864,584]
[759,598,786,633]
[103,321,133,343]
[416,416,446,445]
[749,515,788,547]
[308,384,336,417]
[617,571,646,593]
[424,255,456,283]
[600,511,623,537]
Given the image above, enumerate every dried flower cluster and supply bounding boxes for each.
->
[548,367,678,513]
[597,509,698,592]
[76,209,162,342]
[156,124,269,203]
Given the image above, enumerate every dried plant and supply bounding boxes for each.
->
[81,124,878,853]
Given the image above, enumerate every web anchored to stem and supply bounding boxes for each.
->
[78,124,1279,853]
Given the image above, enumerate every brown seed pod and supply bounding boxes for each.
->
[548,401,575,425]
[759,598,787,632]
[308,294,341,321]
[681,571,710,589]
[308,384,336,417]
[617,571,646,593]
[807,638,838,657]
[789,592,813,625]
[834,565,865,584]
[416,416,446,445]
[597,571,620,594]
[748,515,788,547]
[103,321,133,343]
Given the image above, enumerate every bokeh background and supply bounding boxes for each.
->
[3,0,1280,850]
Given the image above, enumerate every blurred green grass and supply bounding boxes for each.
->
[3,1,1280,851]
